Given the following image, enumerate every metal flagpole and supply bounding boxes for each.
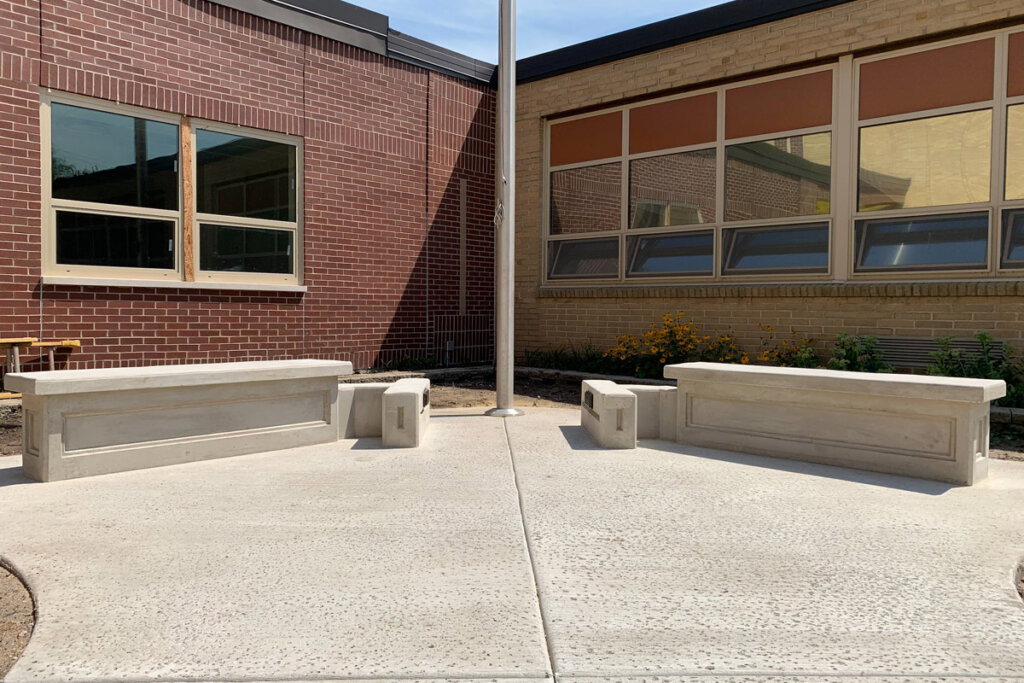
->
[487,0,522,417]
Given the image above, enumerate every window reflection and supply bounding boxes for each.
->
[196,130,297,222]
[1007,105,1024,201]
[722,224,829,274]
[199,224,294,274]
[858,110,991,211]
[51,103,179,211]
[855,212,988,271]
[627,231,713,277]
[725,133,831,221]
[630,150,716,228]
[548,238,618,279]
[550,163,621,234]
[55,211,174,269]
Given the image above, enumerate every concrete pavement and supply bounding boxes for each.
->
[1,407,1023,682]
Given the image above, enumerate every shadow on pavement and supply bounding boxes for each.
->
[558,424,955,496]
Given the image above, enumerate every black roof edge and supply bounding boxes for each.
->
[387,30,497,85]
[517,0,860,84]
[205,0,497,85]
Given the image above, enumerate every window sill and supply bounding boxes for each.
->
[538,279,1024,298]
[41,276,307,294]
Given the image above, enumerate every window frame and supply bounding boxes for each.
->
[40,91,303,286]
[541,64,839,286]
[540,25,1024,288]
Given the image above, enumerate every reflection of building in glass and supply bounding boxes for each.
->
[550,163,621,234]
[630,150,716,228]
[725,136,832,221]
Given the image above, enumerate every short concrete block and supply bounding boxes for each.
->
[338,383,390,438]
[581,379,637,449]
[382,378,430,448]
[622,385,677,440]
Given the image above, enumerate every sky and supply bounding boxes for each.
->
[359,1,729,63]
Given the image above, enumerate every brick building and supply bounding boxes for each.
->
[515,0,1024,362]
[0,0,496,376]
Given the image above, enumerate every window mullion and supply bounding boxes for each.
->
[181,117,196,282]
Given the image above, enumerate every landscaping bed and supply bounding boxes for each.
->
[0,563,32,679]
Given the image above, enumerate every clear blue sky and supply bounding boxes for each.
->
[360,1,728,63]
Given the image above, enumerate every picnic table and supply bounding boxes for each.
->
[2,338,82,398]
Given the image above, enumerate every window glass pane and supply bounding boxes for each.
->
[55,211,174,269]
[1002,209,1024,267]
[51,103,178,210]
[723,224,829,274]
[725,133,831,221]
[630,150,715,228]
[548,238,618,279]
[627,231,713,277]
[1007,105,1024,201]
[199,224,294,274]
[549,163,621,234]
[855,212,988,271]
[858,110,991,211]
[196,130,297,222]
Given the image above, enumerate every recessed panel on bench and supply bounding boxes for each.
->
[64,391,329,453]
[687,395,954,460]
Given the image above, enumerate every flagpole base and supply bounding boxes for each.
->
[486,407,524,417]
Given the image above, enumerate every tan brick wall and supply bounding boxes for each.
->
[521,284,1024,357]
[515,0,1024,357]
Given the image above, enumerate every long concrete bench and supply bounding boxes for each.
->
[338,378,431,447]
[5,359,352,482]
[665,362,1005,485]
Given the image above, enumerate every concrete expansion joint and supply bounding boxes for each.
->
[502,419,558,683]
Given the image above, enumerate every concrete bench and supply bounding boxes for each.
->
[665,362,1006,485]
[5,359,352,482]
[338,378,430,447]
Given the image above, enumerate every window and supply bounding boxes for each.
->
[630,150,715,228]
[1002,209,1024,268]
[548,238,618,279]
[725,133,831,221]
[195,127,299,281]
[544,69,835,283]
[722,224,829,274]
[858,111,992,211]
[44,96,301,285]
[49,102,179,274]
[627,231,713,276]
[855,212,988,272]
[1008,104,1024,202]
[550,163,621,235]
[541,30,1023,285]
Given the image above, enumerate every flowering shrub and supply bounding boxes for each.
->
[756,324,818,368]
[603,312,749,378]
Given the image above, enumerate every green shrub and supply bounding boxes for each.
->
[927,332,1024,408]
[826,333,892,373]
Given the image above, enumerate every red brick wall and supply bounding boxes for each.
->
[0,0,496,375]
